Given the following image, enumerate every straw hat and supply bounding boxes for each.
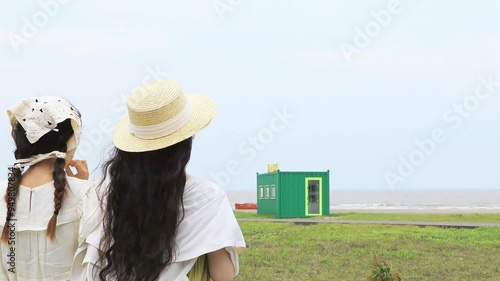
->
[113,80,216,152]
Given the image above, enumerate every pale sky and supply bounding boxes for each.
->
[1,0,499,191]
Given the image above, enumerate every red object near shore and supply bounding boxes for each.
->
[235,203,257,210]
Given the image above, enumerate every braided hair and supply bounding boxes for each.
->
[2,119,76,242]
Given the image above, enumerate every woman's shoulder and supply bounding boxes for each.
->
[67,177,99,198]
[184,176,226,200]
[67,177,98,187]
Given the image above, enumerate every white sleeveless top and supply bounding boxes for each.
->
[73,176,246,281]
[0,177,102,281]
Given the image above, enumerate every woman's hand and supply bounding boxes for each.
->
[66,160,89,180]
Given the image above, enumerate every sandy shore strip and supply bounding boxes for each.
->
[329,208,500,214]
[235,208,500,214]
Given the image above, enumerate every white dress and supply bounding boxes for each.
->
[73,176,246,281]
[0,177,102,281]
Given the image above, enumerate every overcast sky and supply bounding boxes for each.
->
[1,0,499,191]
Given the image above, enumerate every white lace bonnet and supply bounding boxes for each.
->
[7,96,82,170]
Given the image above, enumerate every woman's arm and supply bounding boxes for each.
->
[207,248,234,281]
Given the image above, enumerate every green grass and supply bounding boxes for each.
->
[235,222,500,281]
[329,213,500,223]
[234,211,266,219]
[234,211,500,223]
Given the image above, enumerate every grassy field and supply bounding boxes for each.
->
[234,215,500,280]
[328,213,500,223]
[234,211,500,223]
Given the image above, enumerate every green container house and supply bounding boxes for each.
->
[257,170,330,218]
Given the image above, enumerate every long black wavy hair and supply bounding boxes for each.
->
[2,118,77,242]
[97,137,193,281]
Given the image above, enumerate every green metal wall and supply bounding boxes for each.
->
[256,172,279,216]
[257,171,330,218]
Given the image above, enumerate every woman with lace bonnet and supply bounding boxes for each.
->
[0,97,101,280]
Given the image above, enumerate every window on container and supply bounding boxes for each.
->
[265,185,270,199]
[271,185,276,199]
[259,186,264,199]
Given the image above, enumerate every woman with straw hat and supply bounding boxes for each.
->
[0,97,101,280]
[74,80,246,281]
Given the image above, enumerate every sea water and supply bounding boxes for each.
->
[226,190,500,212]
